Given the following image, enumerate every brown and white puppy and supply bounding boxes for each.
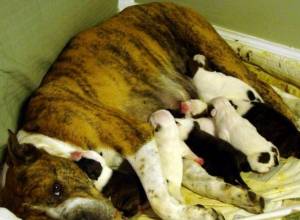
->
[7,2,290,219]
[175,117,251,189]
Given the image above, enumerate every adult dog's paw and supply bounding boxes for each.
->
[244,191,265,214]
[247,146,280,173]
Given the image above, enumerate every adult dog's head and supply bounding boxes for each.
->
[0,131,122,220]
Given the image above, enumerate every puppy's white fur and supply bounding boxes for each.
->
[192,54,263,103]
[210,97,279,173]
[175,118,195,141]
[195,117,216,136]
[150,110,199,202]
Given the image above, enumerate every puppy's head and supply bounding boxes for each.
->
[247,146,280,173]
[2,130,122,220]
[149,109,179,139]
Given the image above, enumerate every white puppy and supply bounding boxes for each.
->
[209,97,279,173]
[150,110,203,202]
[195,117,216,136]
[192,54,263,103]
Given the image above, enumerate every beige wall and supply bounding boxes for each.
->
[137,0,300,49]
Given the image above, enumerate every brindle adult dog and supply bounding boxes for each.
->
[1,2,295,220]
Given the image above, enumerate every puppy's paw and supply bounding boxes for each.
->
[182,205,224,220]
[247,146,280,173]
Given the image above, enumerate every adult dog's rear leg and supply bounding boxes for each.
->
[127,139,224,220]
[183,159,265,214]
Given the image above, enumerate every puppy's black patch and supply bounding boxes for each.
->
[258,152,270,164]
[154,124,161,132]
[192,110,211,119]
[207,104,215,116]
[186,58,200,78]
[185,122,250,188]
[167,108,185,118]
[247,90,256,101]
[75,158,102,180]
[229,100,238,110]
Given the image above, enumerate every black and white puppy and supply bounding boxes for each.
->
[191,53,300,159]
[192,54,263,103]
[230,99,300,158]
[175,117,250,188]
[209,97,280,173]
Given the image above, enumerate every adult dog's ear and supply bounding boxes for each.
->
[7,129,40,165]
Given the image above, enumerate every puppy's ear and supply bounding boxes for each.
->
[7,130,41,165]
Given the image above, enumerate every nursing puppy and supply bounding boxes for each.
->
[210,97,280,173]
[11,2,289,219]
[190,54,299,159]
[230,99,300,158]
[192,55,263,103]
[175,118,250,188]
[149,110,203,202]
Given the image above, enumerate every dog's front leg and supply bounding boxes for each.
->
[182,159,265,214]
[127,139,224,220]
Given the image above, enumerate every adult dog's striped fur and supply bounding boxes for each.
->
[4,2,294,220]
